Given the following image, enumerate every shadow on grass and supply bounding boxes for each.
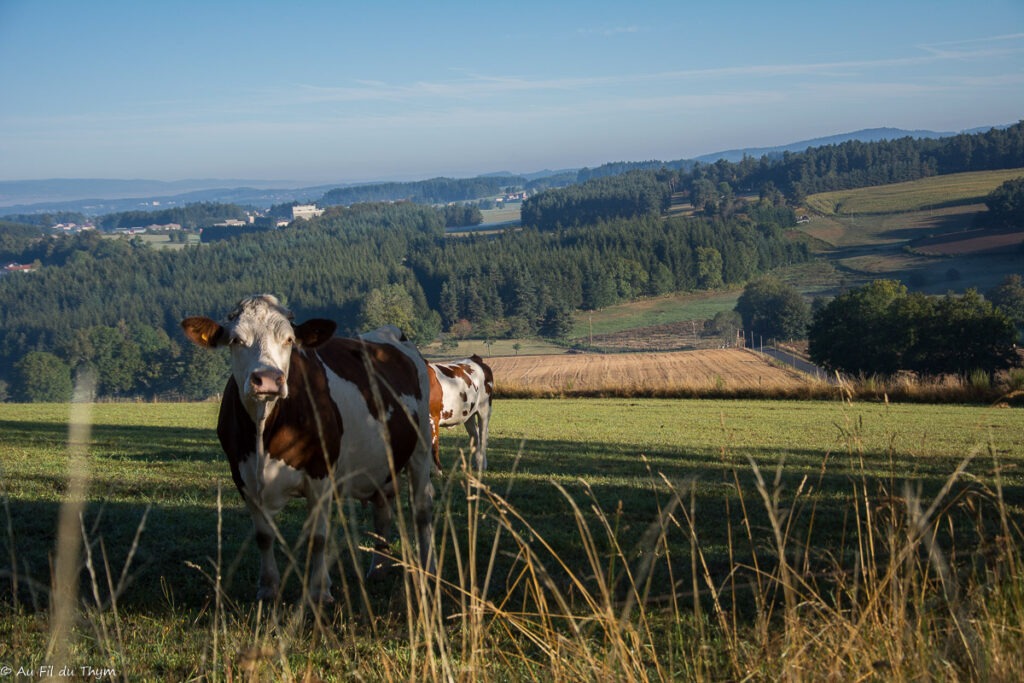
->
[0,419,223,463]
[2,433,1017,625]
[879,209,978,242]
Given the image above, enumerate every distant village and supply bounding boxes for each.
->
[2,191,531,276]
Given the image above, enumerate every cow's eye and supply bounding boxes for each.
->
[284,336,295,346]
[229,336,243,346]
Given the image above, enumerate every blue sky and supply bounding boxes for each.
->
[1,0,1022,184]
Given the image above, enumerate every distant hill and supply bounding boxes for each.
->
[692,127,958,164]
[2,123,1011,215]
[0,178,315,207]
[0,181,340,215]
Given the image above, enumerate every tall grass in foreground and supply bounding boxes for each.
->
[5,399,1024,681]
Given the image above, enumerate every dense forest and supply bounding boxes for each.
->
[96,202,249,230]
[0,197,804,400]
[320,176,523,206]
[0,121,1021,401]
[680,122,1024,201]
[520,171,674,230]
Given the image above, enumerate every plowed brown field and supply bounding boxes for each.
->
[488,348,815,396]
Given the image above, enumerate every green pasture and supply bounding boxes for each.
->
[102,232,200,250]
[804,167,1024,216]
[569,290,742,338]
[796,170,1024,297]
[1,398,1022,678]
[478,205,521,226]
[567,260,849,340]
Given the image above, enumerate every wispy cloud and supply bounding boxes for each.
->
[275,33,1022,108]
[576,25,641,37]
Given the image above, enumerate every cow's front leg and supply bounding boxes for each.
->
[366,489,395,580]
[407,454,437,576]
[466,413,488,471]
[244,499,281,602]
[303,477,334,603]
[477,404,491,471]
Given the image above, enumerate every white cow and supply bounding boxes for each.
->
[428,355,494,471]
[181,295,435,602]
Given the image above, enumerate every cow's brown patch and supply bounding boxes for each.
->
[436,362,475,388]
[216,351,343,488]
[318,338,425,474]
[428,367,443,468]
[264,350,342,479]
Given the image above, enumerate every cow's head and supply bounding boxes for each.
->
[181,294,336,405]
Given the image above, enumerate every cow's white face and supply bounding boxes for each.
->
[224,297,297,402]
[182,294,336,409]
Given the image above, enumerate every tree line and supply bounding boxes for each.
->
[519,171,674,230]
[735,274,1022,378]
[96,202,249,230]
[319,176,523,206]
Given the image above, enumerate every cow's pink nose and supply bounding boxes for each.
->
[250,369,284,395]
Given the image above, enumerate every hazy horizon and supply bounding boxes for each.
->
[2,1,1022,184]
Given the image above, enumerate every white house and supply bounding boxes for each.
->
[292,204,324,220]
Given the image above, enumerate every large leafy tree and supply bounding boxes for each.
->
[735,277,811,342]
[360,283,417,334]
[808,280,909,374]
[809,281,1018,376]
[15,351,73,402]
[987,274,1024,341]
[984,177,1024,228]
[178,343,230,401]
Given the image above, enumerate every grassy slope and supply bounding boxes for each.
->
[570,168,1024,342]
[804,168,1024,215]
[570,290,742,339]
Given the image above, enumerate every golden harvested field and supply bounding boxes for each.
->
[489,347,815,396]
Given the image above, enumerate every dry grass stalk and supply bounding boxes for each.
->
[46,371,95,663]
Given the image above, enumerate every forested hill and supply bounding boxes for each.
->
[320,176,524,206]
[0,197,805,401]
[1,121,1022,401]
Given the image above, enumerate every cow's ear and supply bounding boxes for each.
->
[181,316,225,348]
[295,319,336,348]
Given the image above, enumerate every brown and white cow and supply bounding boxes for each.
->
[428,355,494,471]
[181,295,434,602]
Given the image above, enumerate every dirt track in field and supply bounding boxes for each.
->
[488,348,814,395]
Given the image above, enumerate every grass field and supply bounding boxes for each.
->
[792,170,1024,298]
[102,232,201,250]
[478,206,521,225]
[804,168,1024,216]
[2,398,1022,679]
[568,290,742,341]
